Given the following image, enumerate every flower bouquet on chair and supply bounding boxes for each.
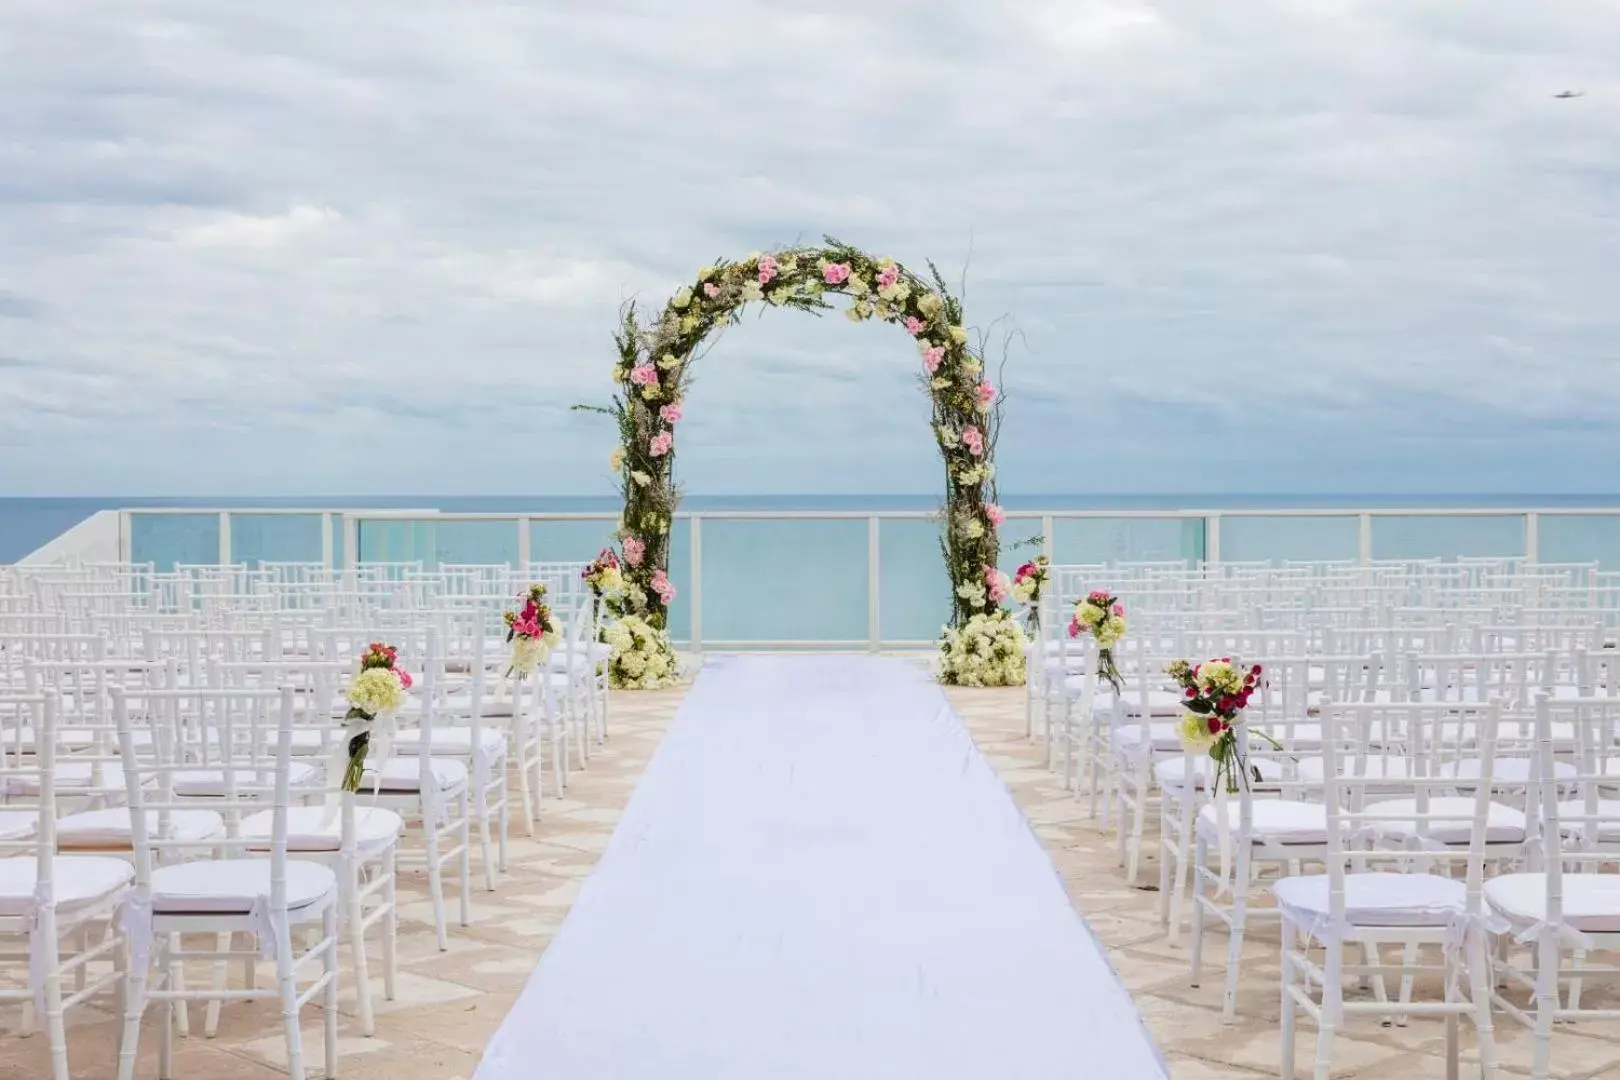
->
[1068,590,1127,693]
[503,584,561,678]
[581,549,624,610]
[340,642,411,792]
[1011,556,1049,630]
[1168,658,1270,793]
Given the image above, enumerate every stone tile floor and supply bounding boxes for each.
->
[5,673,1618,1078]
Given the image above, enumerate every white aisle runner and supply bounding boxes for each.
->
[476,655,1168,1080]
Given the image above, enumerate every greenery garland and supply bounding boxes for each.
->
[586,236,1021,687]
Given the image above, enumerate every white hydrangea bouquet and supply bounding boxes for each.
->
[339,642,411,792]
[937,612,1028,687]
[1011,555,1049,630]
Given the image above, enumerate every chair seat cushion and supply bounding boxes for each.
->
[56,808,225,849]
[1155,756,1288,791]
[0,762,128,797]
[0,811,37,841]
[1111,723,1185,754]
[1297,756,1409,783]
[172,763,319,797]
[241,806,403,852]
[0,855,134,916]
[1442,758,1576,785]
[361,756,468,792]
[393,727,508,755]
[402,691,515,719]
[1555,800,1620,841]
[1485,873,1620,934]
[1197,799,1329,846]
[1363,797,1526,845]
[1088,688,1185,716]
[1275,871,1466,929]
[148,858,336,915]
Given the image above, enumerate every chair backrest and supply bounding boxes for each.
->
[1318,700,1501,915]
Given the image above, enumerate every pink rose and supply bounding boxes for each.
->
[922,346,945,374]
[876,264,899,288]
[660,402,684,425]
[630,363,659,388]
[622,537,645,567]
[1113,603,1125,617]
[976,381,996,408]
[757,255,778,284]
[904,316,925,336]
[394,668,413,689]
[823,262,851,285]
[651,569,677,605]
[703,282,721,299]
[1067,617,1082,639]
[649,431,674,457]
[961,426,984,456]
[986,503,1005,527]
[984,566,1007,604]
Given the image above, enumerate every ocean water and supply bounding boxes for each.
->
[7,494,1620,646]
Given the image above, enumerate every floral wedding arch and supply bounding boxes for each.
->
[591,237,1026,689]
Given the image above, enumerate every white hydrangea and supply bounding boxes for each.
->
[937,612,1027,687]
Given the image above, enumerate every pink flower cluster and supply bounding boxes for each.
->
[659,401,683,425]
[630,363,659,388]
[757,255,778,284]
[986,503,1005,527]
[704,282,721,299]
[823,262,851,285]
[622,536,645,567]
[985,566,1007,604]
[876,263,900,289]
[904,316,925,336]
[651,569,677,606]
[961,426,985,456]
[922,346,945,374]
[976,381,996,408]
[650,431,674,457]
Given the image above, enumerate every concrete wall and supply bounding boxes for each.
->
[17,510,123,566]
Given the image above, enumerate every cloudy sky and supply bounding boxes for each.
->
[2,1,1618,497]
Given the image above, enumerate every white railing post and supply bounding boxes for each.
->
[689,515,703,661]
[1205,514,1222,567]
[119,511,132,564]
[517,516,531,569]
[343,515,359,571]
[1041,515,1055,563]
[868,516,881,653]
[1525,511,1540,564]
[217,511,232,566]
[320,513,333,571]
[1358,513,1373,565]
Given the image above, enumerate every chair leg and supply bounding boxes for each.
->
[117,935,146,1080]
[204,930,231,1037]
[1531,931,1559,1080]
[1222,891,1247,1023]
[423,803,449,952]
[475,758,497,892]
[40,925,68,1080]
[322,905,339,1080]
[495,770,510,874]
[349,859,375,1036]
[1280,930,1297,1080]
[1467,929,1498,1080]
[168,933,190,1038]
[275,920,305,1080]
[513,724,537,837]
[1313,943,1342,1080]
[1189,836,1208,988]
[458,788,473,927]
[382,846,399,1001]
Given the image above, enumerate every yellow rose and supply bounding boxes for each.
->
[949,325,968,345]
[918,293,942,317]
[671,285,693,309]
[658,353,679,369]
[609,447,626,472]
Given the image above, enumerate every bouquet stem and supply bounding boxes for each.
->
[341,712,372,793]
[1098,647,1123,695]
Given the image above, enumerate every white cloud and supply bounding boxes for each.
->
[1,0,1619,496]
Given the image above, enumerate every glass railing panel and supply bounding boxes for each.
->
[879,517,952,644]
[1538,514,1620,569]
[230,514,323,566]
[1050,516,1205,565]
[330,514,344,569]
[356,519,520,568]
[1370,515,1524,560]
[697,518,869,644]
[527,518,621,564]
[1219,515,1359,564]
[130,513,220,572]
